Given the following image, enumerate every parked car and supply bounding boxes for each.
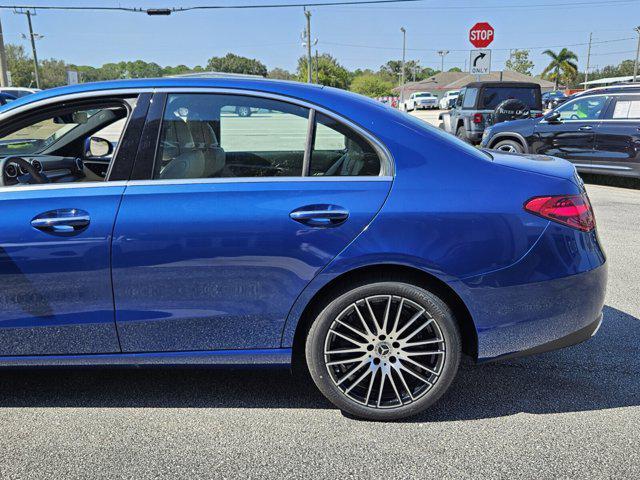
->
[401,91,438,111]
[438,90,459,110]
[439,82,543,144]
[0,78,606,421]
[481,83,640,179]
[0,92,16,105]
[542,90,568,109]
[0,87,40,98]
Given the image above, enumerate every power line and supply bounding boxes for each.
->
[0,1,430,14]
[321,35,637,53]
[333,0,639,9]
[0,0,636,13]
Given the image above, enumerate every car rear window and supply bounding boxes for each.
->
[479,87,540,110]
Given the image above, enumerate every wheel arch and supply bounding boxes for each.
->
[488,132,529,153]
[289,263,478,371]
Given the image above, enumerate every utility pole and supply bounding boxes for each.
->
[15,8,41,89]
[400,27,406,104]
[437,50,449,73]
[304,8,312,83]
[634,26,640,83]
[315,49,319,84]
[584,32,592,89]
[0,15,9,87]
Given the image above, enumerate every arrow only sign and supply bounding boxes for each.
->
[469,49,491,76]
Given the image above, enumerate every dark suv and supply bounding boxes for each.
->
[481,84,640,179]
[439,81,543,144]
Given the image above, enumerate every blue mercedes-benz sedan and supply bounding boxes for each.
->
[0,78,606,420]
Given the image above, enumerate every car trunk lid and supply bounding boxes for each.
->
[487,150,579,183]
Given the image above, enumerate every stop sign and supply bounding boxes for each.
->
[469,22,494,48]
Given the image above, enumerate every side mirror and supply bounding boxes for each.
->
[86,137,113,158]
[546,111,562,124]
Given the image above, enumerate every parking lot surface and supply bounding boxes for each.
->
[0,183,638,479]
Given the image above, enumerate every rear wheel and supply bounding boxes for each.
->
[493,139,524,154]
[305,282,461,421]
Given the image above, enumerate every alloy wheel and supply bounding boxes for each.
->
[323,295,445,409]
[496,144,518,153]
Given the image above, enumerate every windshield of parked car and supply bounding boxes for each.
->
[0,109,103,156]
[479,87,540,110]
[415,93,433,98]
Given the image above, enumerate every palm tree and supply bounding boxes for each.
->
[541,48,578,89]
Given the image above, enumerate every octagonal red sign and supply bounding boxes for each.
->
[469,22,494,48]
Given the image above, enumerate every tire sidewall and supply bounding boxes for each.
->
[493,139,524,154]
[305,282,461,421]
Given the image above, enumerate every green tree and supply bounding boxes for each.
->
[206,53,267,76]
[349,74,393,97]
[505,49,534,76]
[447,67,462,73]
[542,48,578,89]
[39,58,67,88]
[296,53,350,89]
[6,44,35,87]
[268,67,294,80]
[380,60,440,83]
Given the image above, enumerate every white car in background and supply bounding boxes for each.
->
[439,90,460,110]
[0,87,40,98]
[401,92,438,111]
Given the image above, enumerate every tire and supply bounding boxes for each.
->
[456,126,470,144]
[492,139,525,154]
[305,282,461,421]
[236,106,251,117]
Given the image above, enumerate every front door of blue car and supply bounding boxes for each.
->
[0,93,150,356]
[111,91,392,352]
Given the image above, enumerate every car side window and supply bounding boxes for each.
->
[609,96,640,120]
[556,96,607,121]
[0,99,133,186]
[154,94,310,180]
[462,88,477,109]
[310,112,381,176]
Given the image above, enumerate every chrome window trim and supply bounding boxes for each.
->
[0,180,128,194]
[126,176,393,187]
[0,176,393,194]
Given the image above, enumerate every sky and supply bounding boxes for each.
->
[0,0,638,76]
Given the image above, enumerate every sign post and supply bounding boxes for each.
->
[469,22,494,79]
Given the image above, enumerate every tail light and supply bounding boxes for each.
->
[533,112,544,118]
[472,113,483,124]
[524,193,595,232]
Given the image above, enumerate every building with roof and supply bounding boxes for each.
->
[393,70,556,98]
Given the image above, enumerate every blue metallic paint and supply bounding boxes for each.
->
[0,77,607,365]
[111,180,390,352]
[0,185,123,355]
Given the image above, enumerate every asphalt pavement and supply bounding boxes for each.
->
[0,183,638,479]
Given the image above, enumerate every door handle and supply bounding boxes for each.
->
[290,205,349,227]
[578,125,593,131]
[31,208,90,235]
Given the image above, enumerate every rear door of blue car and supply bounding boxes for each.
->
[111,90,392,353]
